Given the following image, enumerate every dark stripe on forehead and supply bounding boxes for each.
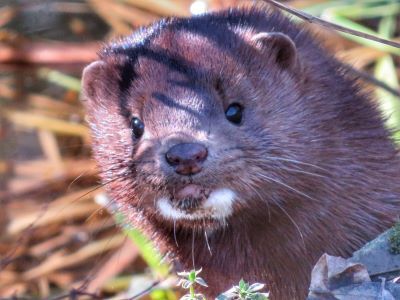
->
[118,61,135,119]
[116,46,213,118]
[152,92,203,119]
[113,19,169,119]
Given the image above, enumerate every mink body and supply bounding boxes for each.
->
[82,6,400,299]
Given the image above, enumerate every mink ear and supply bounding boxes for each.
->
[81,60,108,104]
[252,32,298,70]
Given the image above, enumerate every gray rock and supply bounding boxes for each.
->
[350,228,400,279]
[308,227,400,299]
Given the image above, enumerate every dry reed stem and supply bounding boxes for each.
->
[38,277,50,298]
[337,46,386,69]
[105,1,158,27]
[38,130,64,176]
[22,234,126,280]
[47,272,75,289]
[7,202,101,235]
[0,84,80,117]
[84,238,139,293]
[122,0,188,16]
[29,218,115,257]
[3,159,97,200]
[4,109,90,138]
[0,283,27,298]
[88,0,133,35]
[0,41,99,64]
[0,6,17,27]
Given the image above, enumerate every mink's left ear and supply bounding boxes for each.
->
[252,32,299,71]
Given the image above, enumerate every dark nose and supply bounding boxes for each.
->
[165,143,208,175]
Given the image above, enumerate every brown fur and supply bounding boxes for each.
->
[82,6,400,299]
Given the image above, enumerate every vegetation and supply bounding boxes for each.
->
[177,269,269,300]
[389,222,400,255]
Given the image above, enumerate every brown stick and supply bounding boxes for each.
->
[262,0,400,49]
[83,238,139,293]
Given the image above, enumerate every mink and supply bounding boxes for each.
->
[81,6,400,299]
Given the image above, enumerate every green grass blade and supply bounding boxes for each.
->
[325,2,400,19]
[301,0,395,16]
[374,16,400,139]
[38,68,81,92]
[322,14,400,56]
[114,211,170,277]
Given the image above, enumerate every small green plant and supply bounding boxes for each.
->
[177,268,208,300]
[217,279,269,300]
[389,221,400,254]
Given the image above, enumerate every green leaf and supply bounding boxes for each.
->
[239,279,247,290]
[374,16,400,139]
[177,271,191,277]
[194,277,208,287]
[323,2,400,20]
[181,281,194,289]
[150,289,177,300]
[321,13,400,56]
[248,283,265,293]
[189,270,196,281]
[113,211,170,277]
[177,279,190,287]
[251,293,270,300]
[38,68,81,92]
[216,293,234,300]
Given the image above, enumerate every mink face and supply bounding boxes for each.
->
[83,24,310,227]
[82,6,400,299]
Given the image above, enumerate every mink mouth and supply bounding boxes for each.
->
[156,183,236,222]
[170,184,211,213]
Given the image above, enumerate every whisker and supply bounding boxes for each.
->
[220,154,327,179]
[204,228,212,256]
[67,169,92,191]
[257,173,317,202]
[174,220,179,247]
[85,197,114,224]
[270,197,306,250]
[191,229,195,269]
[241,178,271,222]
[274,166,326,178]
[264,156,329,173]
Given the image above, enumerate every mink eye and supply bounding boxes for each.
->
[130,117,144,139]
[225,103,243,124]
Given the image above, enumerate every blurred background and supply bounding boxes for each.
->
[0,0,399,299]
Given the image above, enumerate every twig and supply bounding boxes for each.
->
[262,0,400,49]
[50,288,103,300]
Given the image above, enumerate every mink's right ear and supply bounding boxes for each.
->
[81,60,108,105]
[252,32,299,71]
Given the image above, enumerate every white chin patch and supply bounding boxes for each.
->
[157,188,236,221]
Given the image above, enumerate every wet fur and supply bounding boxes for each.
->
[82,6,400,299]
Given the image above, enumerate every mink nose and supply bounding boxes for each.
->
[165,143,208,175]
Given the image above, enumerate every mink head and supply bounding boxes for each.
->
[82,7,391,230]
